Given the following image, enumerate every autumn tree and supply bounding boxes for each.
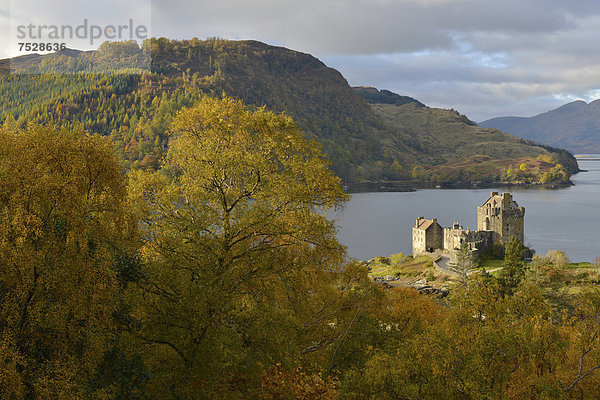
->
[127,97,373,397]
[257,364,339,400]
[0,124,140,398]
[552,289,600,397]
[341,274,569,400]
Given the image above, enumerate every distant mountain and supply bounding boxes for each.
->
[480,100,600,153]
[0,38,579,186]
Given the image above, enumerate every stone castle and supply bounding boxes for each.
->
[412,192,525,261]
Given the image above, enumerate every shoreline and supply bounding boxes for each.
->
[346,180,574,194]
[345,157,590,194]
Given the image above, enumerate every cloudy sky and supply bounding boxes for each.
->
[4,0,600,121]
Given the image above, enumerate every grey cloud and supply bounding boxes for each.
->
[150,0,600,55]
[323,49,600,121]
[145,0,600,121]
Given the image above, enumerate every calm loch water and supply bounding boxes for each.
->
[333,157,600,262]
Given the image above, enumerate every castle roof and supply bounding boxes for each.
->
[480,191,522,209]
[415,218,439,231]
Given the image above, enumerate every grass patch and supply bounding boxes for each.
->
[369,255,437,278]
[564,262,591,269]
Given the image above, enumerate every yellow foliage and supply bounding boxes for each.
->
[0,123,136,397]
[127,97,359,397]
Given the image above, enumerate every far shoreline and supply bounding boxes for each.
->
[346,180,575,194]
[344,153,593,194]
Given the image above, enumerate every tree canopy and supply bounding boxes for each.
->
[0,98,598,400]
[0,123,138,398]
[126,97,376,397]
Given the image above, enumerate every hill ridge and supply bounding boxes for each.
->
[0,38,579,186]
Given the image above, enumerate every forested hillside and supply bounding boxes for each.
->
[0,38,578,185]
[359,96,580,183]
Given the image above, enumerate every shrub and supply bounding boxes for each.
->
[374,256,391,265]
[545,250,569,268]
[390,252,405,265]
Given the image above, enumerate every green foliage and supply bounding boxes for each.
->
[498,237,526,296]
[353,86,425,107]
[342,272,600,399]
[540,163,569,183]
[390,252,405,264]
[455,242,477,285]
[257,364,338,400]
[89,346,148,399]
[545,250,570,269]
[373,256,391,265]
[482,243,505,260]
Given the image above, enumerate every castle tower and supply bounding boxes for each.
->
[477,192,525,244]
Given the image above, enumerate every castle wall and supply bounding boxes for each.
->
[426,222,443,251]
[412,218,443,254]
[444,228,493,254]
[468,230,493,254]
[412,227,427,254]
[443,227,464,252]
[503,206,525,244]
